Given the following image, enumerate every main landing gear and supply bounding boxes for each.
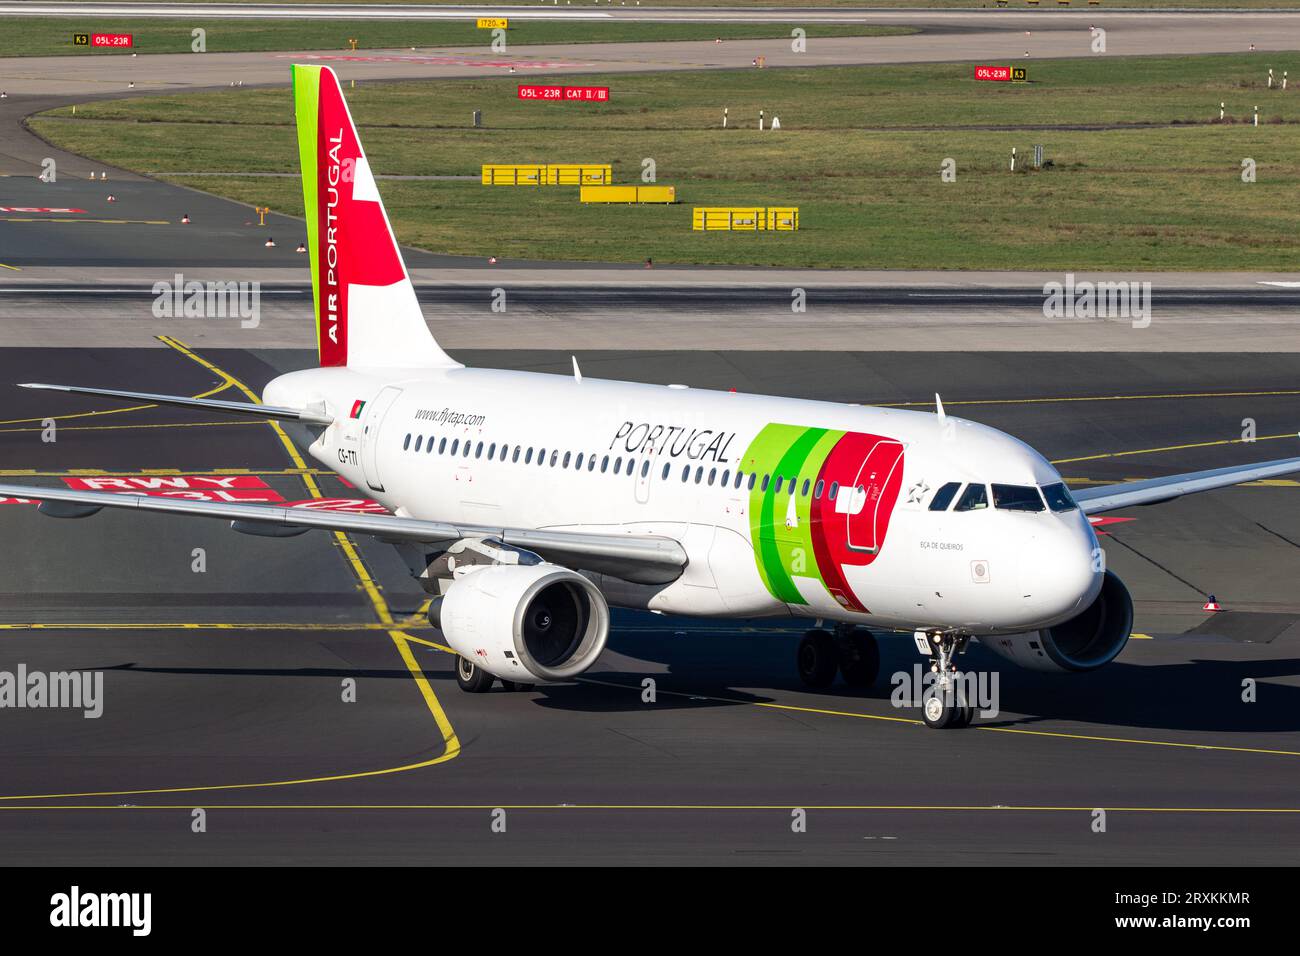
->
[455,656,534,694]
[796,623,880,690]
[919,631,974,730]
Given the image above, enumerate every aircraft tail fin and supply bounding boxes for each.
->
[291,64,459,369]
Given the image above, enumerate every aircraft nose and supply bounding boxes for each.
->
[1015,517,1101,624]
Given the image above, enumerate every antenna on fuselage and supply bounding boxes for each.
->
[935,393,946,422]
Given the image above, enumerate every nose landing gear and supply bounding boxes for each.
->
[919,631,974,729]
[796,623,881,690]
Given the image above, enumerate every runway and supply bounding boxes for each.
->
[4,13,1299,101]
[0,340,1297,864]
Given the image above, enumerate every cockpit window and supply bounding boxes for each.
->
[953,483,988,512]
[928,481,962,512]
[992,484,1045,512]
[1041,482,1078,513]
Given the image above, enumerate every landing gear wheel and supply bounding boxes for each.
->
[921,689,957,729]
[500,680,535,692]
[455,656,494,693]
[836,627,880,689]
[797,629,838,688]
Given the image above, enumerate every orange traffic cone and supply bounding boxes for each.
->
[1203,594,1223,612]
[264,237,276,248]
[180,214,190,224]
[487,256,497,264]
[295,242,306,253]
[106,194,117,202]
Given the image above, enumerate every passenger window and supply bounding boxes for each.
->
[814,479,824,499]
[563,452,571,469]
[601,456,610,473]
[1041,482,1077,513]
[439,438,447,454]
[774,477,783,493]
[403,433,411,451]
[427,438,434,455]
[450,439,459,456]
[414,435,422,452]
[662,463,671,480]
[575,453,584,470]
[682,465,690,482]
[463,442,471,457]
[992,484,1045,512]
[954,484,989,512]
[747,473,756,491]
[512,447,520,463]
[588,456,596,472]
[830,481,839,501]
[475,442,483,458]
[761,474,770,492]
[721,470,730,486]
[801,479,809,497]
[524,447,533,464]
[488,442,496,459]
[626,458,635,476]
[708,468,716,486]
[642,461,650,478]
[736,471,745,490]
[928,481,962,512]
[695,467,703,484]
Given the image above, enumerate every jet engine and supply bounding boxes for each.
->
[434,564,610,683]
[980,570,1133,673]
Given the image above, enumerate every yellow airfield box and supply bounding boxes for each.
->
[477,18,508,29]
[692,207,800,231]
[546,164,613,186]
[766,207,800,231]
[482,164,611,186]
[481,164,544,185]
[580,185,676,204]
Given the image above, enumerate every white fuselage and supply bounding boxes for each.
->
[265,364,1102,636]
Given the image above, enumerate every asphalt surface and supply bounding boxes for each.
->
[0,344,1297,865]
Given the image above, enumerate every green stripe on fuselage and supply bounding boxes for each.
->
[743,424,843,605]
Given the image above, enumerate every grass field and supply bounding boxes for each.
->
[30,54,1300,269]
[0,18,912,57]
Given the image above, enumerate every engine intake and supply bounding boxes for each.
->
[437,564,610,683]
[982,570,1133,673]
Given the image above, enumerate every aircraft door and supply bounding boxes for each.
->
[840,439,905,554]
[359,385,403,493]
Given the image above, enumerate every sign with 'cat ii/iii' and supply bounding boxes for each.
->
[517,85,610,102]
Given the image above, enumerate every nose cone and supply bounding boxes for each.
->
[1015,515,1102,627]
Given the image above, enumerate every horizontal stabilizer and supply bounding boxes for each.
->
[19,383,334,426]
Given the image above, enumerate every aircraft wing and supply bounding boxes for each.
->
[1072,455,1300,515]
[19,383,333,426]
[0,483,686,585]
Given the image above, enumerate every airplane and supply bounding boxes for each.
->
[4,65,1298,729]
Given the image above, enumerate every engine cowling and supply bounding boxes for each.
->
[436,564,610,683]
[980,570,1133,673]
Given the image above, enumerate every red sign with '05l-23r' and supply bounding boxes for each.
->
[517,85,609,102]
